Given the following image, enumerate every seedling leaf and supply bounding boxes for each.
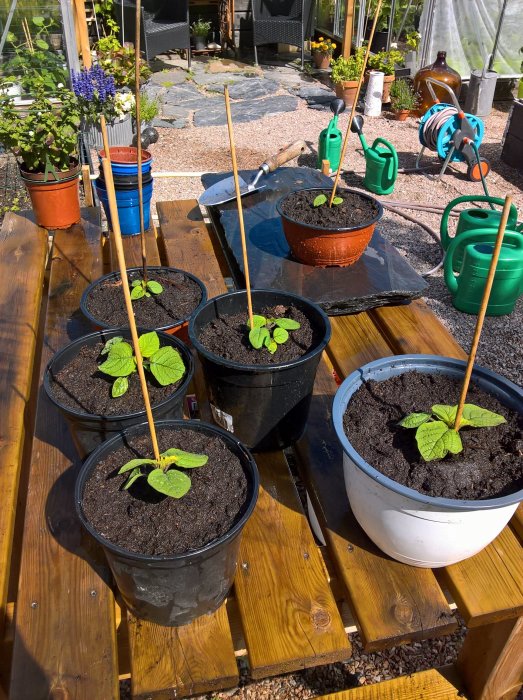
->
[148,468,191,498]
[332,196,343,206]
[398,412,431,428]
[131,279,142,287]
[108,341,133,358]
[131,285,146,300]
[248,315,267,329]
[139,331,160,358]
[266,339,278,354]
[149,346,185,385]
[112,376,128,397]
[32,15,45,25]
[273,327,289,344]
[147,280,163,295]
[416,421,462,461]
[99,353,135,377]
[36,39,49,49]
[123,467,144,490]
[249,326,270,349]
[313,194,327,207]
[161,448,208,468]
[272,318,301,330]
[119,458,156,474]
[461,404,506,427]
[101,336,124,355]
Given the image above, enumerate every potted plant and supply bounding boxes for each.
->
[80,266,207,340]
[311,36,336,70]
[0,84,81,229]
[93,35,151,90]
[188,289,331,451]
[191,18,212,51]
[389,77,418,119]
[332,354,523,567]
[404,30,421,73]
[330,48,365,106]
[276,187,383,266]
[132,90,160,147]
[44,329,194,456]
[367,45,404,102]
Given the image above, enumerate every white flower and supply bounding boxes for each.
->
[57,82,64,88]
[28,130,34,136]
[391,42,398,49]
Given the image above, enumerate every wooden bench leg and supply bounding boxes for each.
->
[457,616,523,700]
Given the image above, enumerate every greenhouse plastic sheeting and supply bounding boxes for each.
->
[419,0,522,79]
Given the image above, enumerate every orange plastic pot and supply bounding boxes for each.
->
[334,80,358,107]
[99,147,152,163]
[277,188,383,267]
[382,75,395,103]
[21,161,81,229]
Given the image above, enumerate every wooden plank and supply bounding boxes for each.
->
[511,504,523,543]
[0,212,47,638]
[128,605,239,699]
[317,667,464,699]
[458,616,523,700]
[234,450,351,678]
[157,200,229,298]
[109,228,161,269]
[9,210,119,700]
[295,352,456,651]
[438,526,523,627]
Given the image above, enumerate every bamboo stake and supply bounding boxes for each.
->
[22,18,33,52]
[134,0,147,283]
[328,0,384,207]
[100,115,160,462]
[224,86,254,327]
[454,195,512,431]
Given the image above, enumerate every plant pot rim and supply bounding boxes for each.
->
[332,354,523,511]
[75,418,259,562]
[99,146,152,163]
[80,266,207,333]
[332,79,359,87]
[19,158,80,182]
[189,288,331,373]
[276,187,383,234]
[44,327,194,422]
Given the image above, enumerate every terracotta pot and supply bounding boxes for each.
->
[313,52,331,70]
[20,160,81,230]
[382,74,395,103]
[334,80,359,107]
[277,188,383,267]
[99,146,152,164]
[393,109,410,121]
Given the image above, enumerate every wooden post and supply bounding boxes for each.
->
[72,0,91,68]
[342,0,357,58]
[81,164,94,207]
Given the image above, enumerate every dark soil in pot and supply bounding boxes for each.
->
[81,426,248,556]
[83,268,204,331]
[48,340,186,416]
[279,189,379,229]
[343,372,523,500]
[198,303,319,366]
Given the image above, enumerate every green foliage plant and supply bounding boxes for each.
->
[367,47,404,75]
[191,18,212,37]
[247,315,301,354]
[132,91,160,122]
[313,194,342,207]
[94,0,119,36]
[330,48,365,84]
[0,85,80,172]
[130,278,163,300]
[98,332,185,398]
[399,403,506,462]
[389,78,418,111]
[94,36,151,89]
[119,447,208,497]
[405,30,421,51]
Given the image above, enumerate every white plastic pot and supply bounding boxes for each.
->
[333,355,523,568]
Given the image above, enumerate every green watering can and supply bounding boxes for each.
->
[444,229,523,316]
[350,115,398,195]
[317,99,345,173]
[440,195,521,272]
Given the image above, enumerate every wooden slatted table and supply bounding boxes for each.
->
[1,201,522,700]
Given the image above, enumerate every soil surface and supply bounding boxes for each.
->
[198,303,319,365]
[84,268,203,329]
[344,372,523,500]
[49,341,186,416]
[280,189,380,229]
[82,426,249,556]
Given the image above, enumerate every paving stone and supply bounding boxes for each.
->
[227,78,280,100]
[143,83,165,100]
[153,117,188,129]
[192,72,246,88]
[296,85,336,109]
[151,69,187,87]
[163,84,202,103]
[193,95,299,127]
[161,104,192,119]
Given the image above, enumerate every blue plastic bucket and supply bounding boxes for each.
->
[96,179,153,236]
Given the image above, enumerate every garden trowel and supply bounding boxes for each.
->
[199,140,307,207]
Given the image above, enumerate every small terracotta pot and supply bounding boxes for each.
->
[313,52,331,69]
[334,80,359,107]
[393,109,410,121]
[382,74,395,103]
[20,160,81,230]
[277,188,383,267]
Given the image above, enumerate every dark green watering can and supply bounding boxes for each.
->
[444,229,523,316]
[440,195,521,272]
[351,116,398,195]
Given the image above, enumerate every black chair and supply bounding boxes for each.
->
[251,0,314,69]
[119,0,191,66]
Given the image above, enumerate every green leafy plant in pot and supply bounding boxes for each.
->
[191,17,212,50]
[0,84,81,229]
[367,46,405,102]
[389,77,418,119]
[330,48,365,106]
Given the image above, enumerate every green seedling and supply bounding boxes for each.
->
[98,332,185,397]
[247,314,301,354]
[313,194,343,207]
[119,447,208,497]
[130,278,163,300]
[399,403,506,462]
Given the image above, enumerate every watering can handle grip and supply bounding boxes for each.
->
[440,195,517,250]
[372,138,398,176]
[262,140,307,173]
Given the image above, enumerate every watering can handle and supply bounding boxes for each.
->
[440,195,518,251]
[444,229,523,295]
[372,137,398,173]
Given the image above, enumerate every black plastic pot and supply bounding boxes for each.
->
[75,419,259,625]
[44,329,194,458]
[98,171,153,189]
[80,266,208,340]
[189,289,331,451]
